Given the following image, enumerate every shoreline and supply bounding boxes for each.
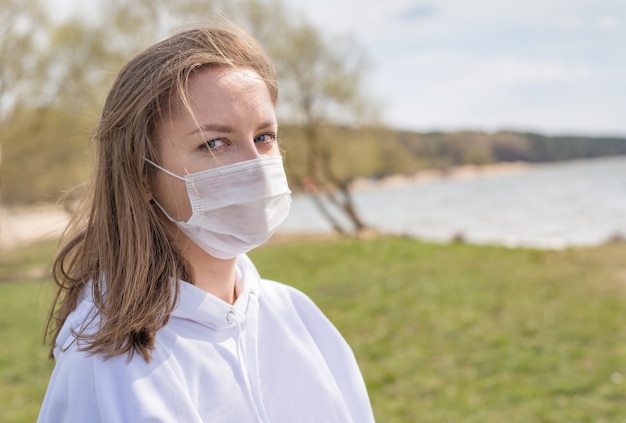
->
[350,161,530,191]
[0,161,530,249]
[0,205,70,249]
[2,157,622,250]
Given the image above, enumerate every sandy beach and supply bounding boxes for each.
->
[0,205,70,249]
[350,161,529,191]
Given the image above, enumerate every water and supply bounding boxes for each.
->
[277,156,626,249]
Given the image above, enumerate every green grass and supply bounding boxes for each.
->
[251,236,626,423]
[0,241,56,423]
[2,236,626,422]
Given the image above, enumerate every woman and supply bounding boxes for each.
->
[38,23,374,422]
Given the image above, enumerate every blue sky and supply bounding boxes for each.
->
[283,0,626,136]
[50,0,626,136]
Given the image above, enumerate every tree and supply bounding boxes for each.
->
[0,0,47,119]
[1,0,226,206]
[0,0,49,238]
[226,0,379,234]
[37,0,220,114]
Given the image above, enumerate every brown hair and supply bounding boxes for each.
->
[46,23,278,361]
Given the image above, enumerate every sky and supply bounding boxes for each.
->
[281,0,626,136]
[49,0,626,136]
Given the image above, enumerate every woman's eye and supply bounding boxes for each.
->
[254,133,276,144]
[200,138,228,151]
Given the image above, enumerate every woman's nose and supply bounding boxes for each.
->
[238,142,262,161]
[238,136,278,161]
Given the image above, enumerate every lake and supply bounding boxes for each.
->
[277,156,626,249]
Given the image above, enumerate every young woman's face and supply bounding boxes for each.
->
[150,66,280,222]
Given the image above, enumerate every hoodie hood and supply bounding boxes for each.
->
[171,254,261,330]
[54,254,261,357]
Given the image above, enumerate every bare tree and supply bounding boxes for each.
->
[225,0,378,235]
[36,0,218,113]
[0,0,46,120]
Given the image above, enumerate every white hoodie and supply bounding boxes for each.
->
[37,255,375,422]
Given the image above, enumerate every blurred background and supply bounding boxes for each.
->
[1,0,625,249]
[1,1,626,421]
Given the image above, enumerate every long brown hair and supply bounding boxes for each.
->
[46,23,278,361]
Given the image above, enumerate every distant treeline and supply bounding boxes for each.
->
[395,130,626,166]
[281,125,626,187]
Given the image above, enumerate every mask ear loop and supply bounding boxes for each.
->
[150,198,180,223]
[144,158,185,223]
[144,158,186,181]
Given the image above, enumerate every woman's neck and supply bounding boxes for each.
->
[176,236,238,304]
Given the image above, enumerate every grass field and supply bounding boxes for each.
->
[0,240,56,423]
[1,236,625,422]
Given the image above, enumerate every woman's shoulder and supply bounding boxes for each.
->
[258,278,321,311]
[257,278,347,342]
[40,335,197,422]
[53,294,99,359]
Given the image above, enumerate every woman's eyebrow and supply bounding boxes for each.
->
[257,119,277,130]
[187,123,234,136]
[187,120,276,136]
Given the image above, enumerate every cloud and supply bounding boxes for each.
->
[478,58,591,86]
[283,0,626,135]
[556,14,581,28]
[595,15,620,30]
[556,13,621,31]
[395,3,439,22]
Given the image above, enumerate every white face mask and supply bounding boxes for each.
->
[145,156,292,259]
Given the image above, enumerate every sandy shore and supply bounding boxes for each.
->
[350,161,529,191]
[0,205,70,249]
